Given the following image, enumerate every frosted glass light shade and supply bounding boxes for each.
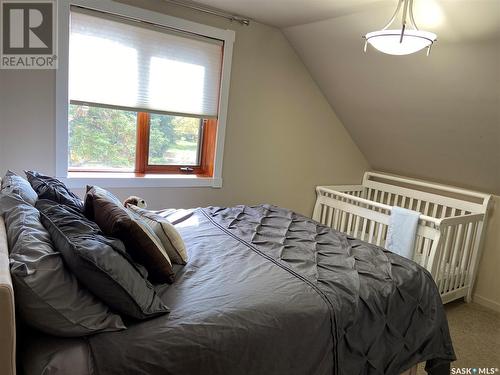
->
[365,29,437,55]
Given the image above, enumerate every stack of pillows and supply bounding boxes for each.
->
[0,170,188,337]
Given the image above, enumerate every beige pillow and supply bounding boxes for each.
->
[127,205,188,265]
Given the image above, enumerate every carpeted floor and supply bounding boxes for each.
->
[417,301,500,374]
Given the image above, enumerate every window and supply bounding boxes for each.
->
[68,105,216,176]
[57,1,235,187]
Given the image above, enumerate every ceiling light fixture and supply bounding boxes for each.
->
[363,0,437,56]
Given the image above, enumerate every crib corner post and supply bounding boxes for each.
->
[312,186,322,222]
[465,218,488,303]
[429,223,445,278]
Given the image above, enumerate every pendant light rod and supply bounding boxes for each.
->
[382,0,419,30]
[382,0,403,30]
[399,0,409,42]
[408,0,420,30]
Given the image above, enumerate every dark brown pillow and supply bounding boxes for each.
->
[84,186,174,284]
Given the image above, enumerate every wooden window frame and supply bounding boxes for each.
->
[135,112,217,177]
[68,110,217,177]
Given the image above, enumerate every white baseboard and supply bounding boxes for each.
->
[473,294,500,313]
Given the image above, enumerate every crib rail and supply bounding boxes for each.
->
[363,172,492,215]
[313,176,492,304]
[315,186,441,226]
[313,192,442,273]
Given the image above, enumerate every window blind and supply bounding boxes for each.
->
[69,8,223,118]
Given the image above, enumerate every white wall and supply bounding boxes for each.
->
[0,0,369,216]
[474,195,500,312]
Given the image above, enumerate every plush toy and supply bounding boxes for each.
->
[123,196,147,209]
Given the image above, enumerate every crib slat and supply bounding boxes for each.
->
[325,205,331,227]
[438,225,454,293]
[449,223,466,290]
[415,199,422,213]
[462,222,479,287]
[378,191,385,210]
[339,210,346,232]
[432,204,439,219]
[456,222,473,289]
[421,237,431,268]
[320,204,327,225]
[361,217,368,241]
[374,190,381,212]
[353,215,361,238]
[422,201,430,226]
[326,205,334,227]
[376,222,385,246]
[346,212,354,235]
[423,201,430,215]
[441,209,461,291]
[433,238,446,293]
[445,224,464,292]
[443,225,458,292]
[414,234,423,260]
[333,208,340,230]
[367,220,375,243]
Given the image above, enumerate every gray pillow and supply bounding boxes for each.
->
[37,199,169,320]
[0,192,126,337]
[25,170,84,212]
[1,170,38,206]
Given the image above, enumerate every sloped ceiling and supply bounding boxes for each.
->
[181,0,389,27]
[191,0,500,194]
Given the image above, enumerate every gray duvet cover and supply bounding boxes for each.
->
[20,205,455,375]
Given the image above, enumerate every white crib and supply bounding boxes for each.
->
[313,172,493,304]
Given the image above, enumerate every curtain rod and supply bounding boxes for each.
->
[163,0,251,25]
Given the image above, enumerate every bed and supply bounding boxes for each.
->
[1,204,454,375]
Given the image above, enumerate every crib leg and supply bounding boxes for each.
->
[465,290,473,303]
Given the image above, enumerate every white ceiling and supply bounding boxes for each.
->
[189,0,390,27]
[189,0,500,193]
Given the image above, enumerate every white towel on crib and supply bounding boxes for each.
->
[385,207,420,259]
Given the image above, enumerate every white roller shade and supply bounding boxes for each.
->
[69,8,223,118]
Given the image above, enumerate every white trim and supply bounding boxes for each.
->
[473,294,500,313]
[55,0,235,188]
[55,0,70,178]
[63,174,222,189]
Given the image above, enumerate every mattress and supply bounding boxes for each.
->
[19,205,455,375]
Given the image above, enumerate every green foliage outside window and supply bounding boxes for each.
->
[69,105,137,169]
[149,114,200,165]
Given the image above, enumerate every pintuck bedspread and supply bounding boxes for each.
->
[20,205,455,375]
